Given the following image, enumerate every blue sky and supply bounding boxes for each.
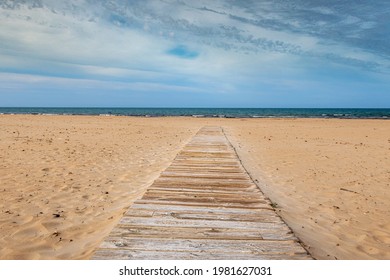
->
[0,0,389,107]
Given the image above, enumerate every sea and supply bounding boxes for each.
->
[0,107,389,119]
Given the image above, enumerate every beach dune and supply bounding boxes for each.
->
[0,115,389,259]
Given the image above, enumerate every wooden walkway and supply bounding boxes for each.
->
[92,126,312,260]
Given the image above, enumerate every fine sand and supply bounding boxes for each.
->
[224,118,390,260]
[0,115,389,259]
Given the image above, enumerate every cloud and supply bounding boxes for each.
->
[1,0,388,73]
[0,0,389,107]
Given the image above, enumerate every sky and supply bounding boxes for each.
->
[0,0,389,108]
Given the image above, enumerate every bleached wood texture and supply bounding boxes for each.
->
[92,126,312,260]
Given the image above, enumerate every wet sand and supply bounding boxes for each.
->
[0,115,389,259]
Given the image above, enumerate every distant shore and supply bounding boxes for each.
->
[1,115,389,259]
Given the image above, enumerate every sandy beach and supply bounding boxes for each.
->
[1,115,389,259]
[225,118,390,260]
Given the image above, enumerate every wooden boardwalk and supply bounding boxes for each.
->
[92,126,312,260]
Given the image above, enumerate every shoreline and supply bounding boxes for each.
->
[1,115,389,259]
[1,113,390,121]
[1,107,389,120]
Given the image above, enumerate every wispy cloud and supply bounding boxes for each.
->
[0,0,389,107]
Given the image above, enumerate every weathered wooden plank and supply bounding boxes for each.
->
[142,191,268,203]
[117,217,291,231]
[166,168,244,174]
[158,175,251,182]
[109,225,296,241]
[173,158,239,163]
[164,167,245,173]
[149,186,258,193]
[123,208,281,223]
[109,225,269,240]
[154,177,253,184]
[170,161,240,166]
[152,180,256,188]
[176,153,236,158]
[132,199,273,209]
[93,249,311,260]
[147,187,261,194]
[99,238,308,255]
[130,203,272,215]
[143,189,261,197]
[160,173,250,180]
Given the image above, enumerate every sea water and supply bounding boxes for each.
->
[0,107,389,119]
